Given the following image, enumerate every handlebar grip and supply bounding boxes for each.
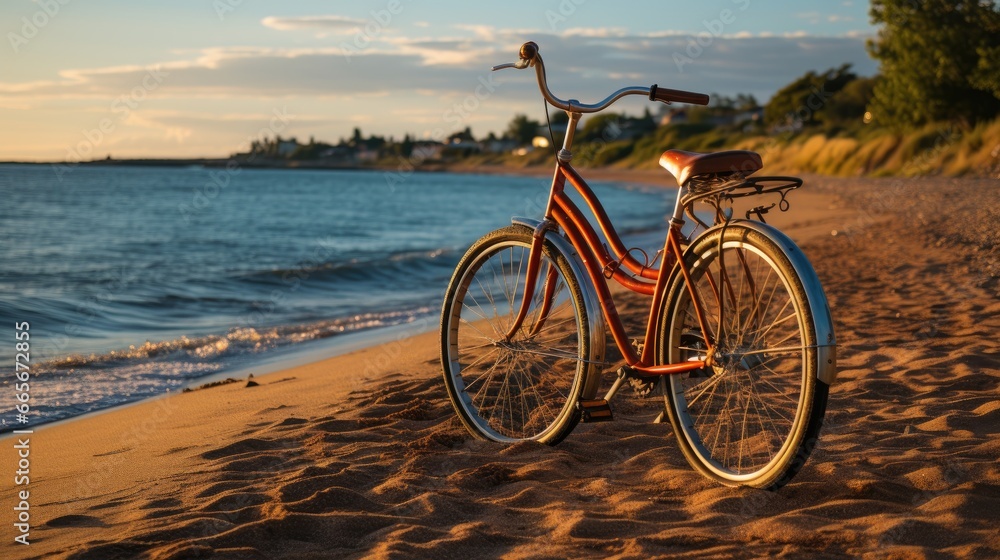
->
[649,84,710,106]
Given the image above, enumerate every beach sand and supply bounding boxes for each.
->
[3,172,999,559]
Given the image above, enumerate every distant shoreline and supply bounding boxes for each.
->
[0,158,367,170]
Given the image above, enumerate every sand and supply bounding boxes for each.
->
[2,171,999,559]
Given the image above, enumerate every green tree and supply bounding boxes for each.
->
[400,134,414,157]
[823,76,879,125]
[549,111,570,126]
[764,65,858,128]
[505,114,541,144]
[867,0,1000,127]
[579,112,624,142]
[734,93,760,112]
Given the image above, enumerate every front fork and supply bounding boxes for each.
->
[503,219,557,341]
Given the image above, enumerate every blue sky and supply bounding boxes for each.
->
[2,0,878,160]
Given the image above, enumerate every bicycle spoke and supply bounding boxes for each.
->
[664,232,822,483]
[459,313,497,343]
[751,299,795,345]
[443,233,587,443]
[684,371,727,408]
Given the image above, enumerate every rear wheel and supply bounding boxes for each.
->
[659,224,829,489]
[441,225,591,444]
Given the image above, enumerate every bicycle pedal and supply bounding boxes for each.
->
[577,399,613,423]
[618,365,656,399]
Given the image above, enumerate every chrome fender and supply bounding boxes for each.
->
[696,219,838,385]
[512,217,607,399]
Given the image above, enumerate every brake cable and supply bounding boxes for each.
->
[542,96,558,158]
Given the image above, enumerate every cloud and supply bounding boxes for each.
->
[261,15,365,32]
[0,27,878,108]
[796,11,855,25]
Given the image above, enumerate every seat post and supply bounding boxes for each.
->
[671,185,689,224]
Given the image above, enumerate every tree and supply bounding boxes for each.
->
[734,93,760,112]
[400,134,414,157]
[447,127,476,144]
[579,112,624,142]
[548,111,570,126]
[764,65,858,128]
[823,76,879,125]
[867,0,1000,127]
[505,114,541,144]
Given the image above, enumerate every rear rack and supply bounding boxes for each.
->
[681,175,803,227]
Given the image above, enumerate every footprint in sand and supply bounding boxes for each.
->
[47,514,108,528]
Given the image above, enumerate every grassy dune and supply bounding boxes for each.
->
[733,118,1000,177]
[464,117,1000,179]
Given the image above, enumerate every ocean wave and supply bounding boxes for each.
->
[239,248,458,285]
[37,307,434,372]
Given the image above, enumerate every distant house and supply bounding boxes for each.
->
[356,146,379,162]
[320,146,354,163]
[277,139,300,157]
[446,140,481,152]
[733,108,764,126]
[659,108,689,126]
[614,117,655,140]
[481,139,518,153]
[411,141,444,160]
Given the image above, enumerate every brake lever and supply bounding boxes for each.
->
[492,58,531,72]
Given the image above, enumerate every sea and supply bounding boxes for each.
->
[0,164,678,430]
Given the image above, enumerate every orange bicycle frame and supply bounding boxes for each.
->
[503,161,714,377]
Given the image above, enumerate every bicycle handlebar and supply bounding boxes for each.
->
[649,84,710,106]
[492,41,710,113]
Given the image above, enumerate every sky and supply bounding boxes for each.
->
[1,0,879,161]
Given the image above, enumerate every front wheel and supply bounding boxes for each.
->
[658,223,831,489]
[440,225,594,445]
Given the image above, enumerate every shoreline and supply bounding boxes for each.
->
[2,171,998,558]
[0,317,439,440]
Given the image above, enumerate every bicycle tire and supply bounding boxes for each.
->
[440,224,593,444]
[658,222,830,489]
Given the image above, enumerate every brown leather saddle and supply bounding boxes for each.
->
[659,149,763,186]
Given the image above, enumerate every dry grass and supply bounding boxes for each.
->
[732,117,1000,178]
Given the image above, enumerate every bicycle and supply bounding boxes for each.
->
[440,42,837,489]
